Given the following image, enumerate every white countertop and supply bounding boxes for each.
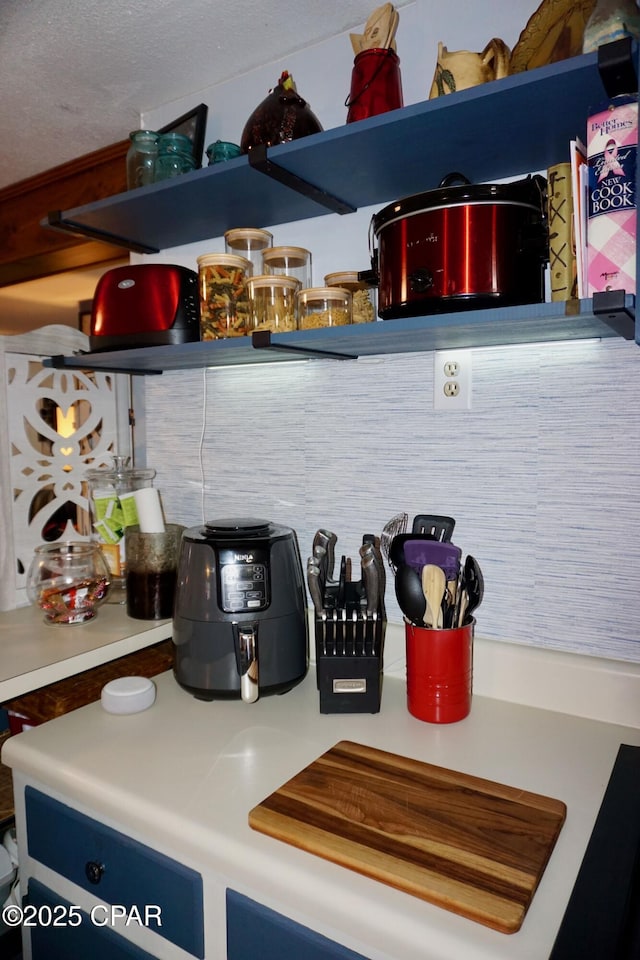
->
[4,668,640,960]
[0,603,171,701]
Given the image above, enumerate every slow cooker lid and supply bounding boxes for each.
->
[204,517,271,538]
[372,173,545,234]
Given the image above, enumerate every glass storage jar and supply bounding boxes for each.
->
[26,542,111,625]
[324,271,377,323]
[225,228,273,274]
[154,132,196,180]
[85,456,156,604]
[247,275,300,332]
[126,130,159,189]
[197,253,253,339]
[262,245,312,289]
[297,286,352,329]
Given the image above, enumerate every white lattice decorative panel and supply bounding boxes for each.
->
[0,326,130,610]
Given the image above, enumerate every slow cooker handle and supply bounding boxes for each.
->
[439,172,471,188]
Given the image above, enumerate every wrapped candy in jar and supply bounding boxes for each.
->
[297,287,352,329]
[262,245,312,289]
[247,275,300,332]
[224,228,273,274]
[197,253,252,339]
[324,271,377,323]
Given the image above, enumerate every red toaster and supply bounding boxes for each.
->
[90,264,200,351]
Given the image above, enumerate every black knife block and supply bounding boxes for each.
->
[314,578,385,714]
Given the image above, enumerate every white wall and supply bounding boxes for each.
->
[135,2,640,665]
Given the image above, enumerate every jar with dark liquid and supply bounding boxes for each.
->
[125,524,184,620]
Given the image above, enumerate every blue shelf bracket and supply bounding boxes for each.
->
[45,210,160,255]
[597,36,638,98]
[247,144,357,216]
[251,330,358,360]
[592,290,636,340]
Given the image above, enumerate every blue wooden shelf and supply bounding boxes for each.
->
[43,44,639,373]
[47,49,610,253]
[44,296,636,375]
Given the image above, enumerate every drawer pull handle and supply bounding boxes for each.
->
[85,860,105,884]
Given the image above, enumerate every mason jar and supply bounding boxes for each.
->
[154,132,196,180]
[126,130,159,189]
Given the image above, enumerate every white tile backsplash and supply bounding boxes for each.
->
[143,335,640,664]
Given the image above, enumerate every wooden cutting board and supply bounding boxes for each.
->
[248,740,566,934]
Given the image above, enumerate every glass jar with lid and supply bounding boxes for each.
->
[225,228,273,274]
[197,253,253,339]
[297,287,352,329]
[85,456,156,604]
[247,275,300,332]
[324,271,377,324]
[262,245,312,289]
[126,130,159,189]
[154,132,196,180]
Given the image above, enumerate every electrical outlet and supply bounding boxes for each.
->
[434,349,472,410]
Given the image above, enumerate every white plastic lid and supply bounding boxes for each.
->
[101,676,156,715]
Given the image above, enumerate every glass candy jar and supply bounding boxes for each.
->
[126,130,159,189]
[85,456,156,604]
[26,542,111,625]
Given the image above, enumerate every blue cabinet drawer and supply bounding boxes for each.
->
[226,889,371,960]
[27,878,158,959]
[25,787,204,958]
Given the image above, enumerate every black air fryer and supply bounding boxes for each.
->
[172,518,308,702]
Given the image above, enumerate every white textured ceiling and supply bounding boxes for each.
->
[0,0,411,191]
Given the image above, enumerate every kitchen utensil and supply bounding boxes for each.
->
[380,512,408,570]
[463,554,485,619]
[421,563,446,628]
[394,563,426,626]
[313,529,337,582]
[173,518,309,702]
[359,544,379,617]
[306,559,324,614]
[389,532,458,573]
[370,173,548,319]
[403,539,461,582]
[411,514,456,540]
[249,740,567,933]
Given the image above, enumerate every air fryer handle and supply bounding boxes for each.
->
[237,625,259,703]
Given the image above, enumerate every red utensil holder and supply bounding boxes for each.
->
[405,619,474,723]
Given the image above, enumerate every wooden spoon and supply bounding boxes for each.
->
[421,564,446,629]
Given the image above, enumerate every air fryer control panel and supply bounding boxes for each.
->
[218,548,270,613]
